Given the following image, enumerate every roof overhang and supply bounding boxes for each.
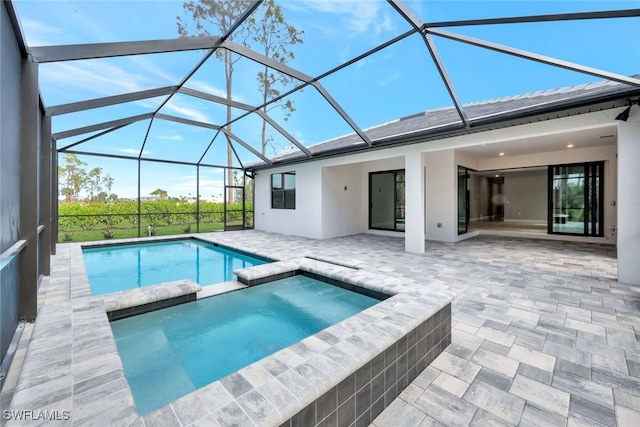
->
[247,85,640,171]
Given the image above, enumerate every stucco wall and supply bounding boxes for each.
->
[321,163,363,239]
[617,107,640,285]
[426,150,456,242]
[254,163,323,238]
[1,2,23,363]
[253,108,639,283]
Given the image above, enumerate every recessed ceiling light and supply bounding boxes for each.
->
[567,144,574,148]
[499,152,505,156]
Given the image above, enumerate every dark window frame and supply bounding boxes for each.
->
[271,171,296,209]
[547,161,604,237]
[368,169,405,232]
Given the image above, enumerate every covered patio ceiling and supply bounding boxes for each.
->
[9,0,640,171]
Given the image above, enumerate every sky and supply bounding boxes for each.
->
[13,0,640,199]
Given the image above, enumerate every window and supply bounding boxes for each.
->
[548,162,603,236]
[271,172,296,209]
[369,170,405,231]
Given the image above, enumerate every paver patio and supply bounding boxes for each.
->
[1,231,639,426]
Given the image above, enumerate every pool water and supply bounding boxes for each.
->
[110,275,380,415]
[83,239,266,295]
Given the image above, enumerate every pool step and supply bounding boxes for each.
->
[96,279,202,321]
[198,281,247,299]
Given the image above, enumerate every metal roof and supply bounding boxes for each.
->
[254,75,640,168]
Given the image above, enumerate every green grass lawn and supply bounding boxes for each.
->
[57,221,244,243]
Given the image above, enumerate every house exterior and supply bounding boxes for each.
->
[250,79,640,285]
[2,0,640,370]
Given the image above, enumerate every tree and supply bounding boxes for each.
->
[58,154,88,201]
[178,0,302,201]
[248,0,303,156]
[57,154,117,203]
[103,173,114,198]
[178,1,249,204]
[150,188,169,199]
[88,167,103,201]
[97,191,109,203]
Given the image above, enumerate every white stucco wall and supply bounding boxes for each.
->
[321,163,363,239]
[253,108,639,283]
[617,105,640,285]
[405,153,426,252]
[254,162,323,238]
[426,150,456,242]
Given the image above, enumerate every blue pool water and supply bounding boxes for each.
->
[110,275,380,415]
[83,239,266,295]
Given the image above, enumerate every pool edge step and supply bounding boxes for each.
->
[197,281,247,299]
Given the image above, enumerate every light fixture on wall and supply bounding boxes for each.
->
[567,144,574,148]
[615,101,639,122]
[499,152,505,156]
[615,105,632,122]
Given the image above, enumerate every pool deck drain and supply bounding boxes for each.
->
[2,231,639,426]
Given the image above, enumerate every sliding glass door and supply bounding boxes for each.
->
[458,166,469,235]
[548,162,603,236]
[369,170,405,231]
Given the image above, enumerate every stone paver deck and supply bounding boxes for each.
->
[2,231,639,426]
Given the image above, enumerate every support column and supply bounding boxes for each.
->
[39,114,52,275]
[51,139,58,255]
[19,60,39,321]
[405,153,425,253]
[617,107,640,285]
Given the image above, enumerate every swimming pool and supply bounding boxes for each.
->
[110,274,381,415]
[83,239,267,295]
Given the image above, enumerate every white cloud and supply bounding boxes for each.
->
[287,1,393,37]
[130,56,181,87]
[376,11,394,35]
[187,80,228,98]
[160,101,212,124]
[115,148,143,155]
[115,185,140,199]
[20,19,65,46]
[41,61,152,100]
[177,174,197,181]
[157,135,183,141]
[378,71,401,87]
[200,168,223,176]
[186,79,252,106]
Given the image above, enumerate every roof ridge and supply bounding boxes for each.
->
[463,78,619,107]
[393,77,633,120]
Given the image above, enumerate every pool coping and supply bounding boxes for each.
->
[5,233,454,426]
[94,279,202,321]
